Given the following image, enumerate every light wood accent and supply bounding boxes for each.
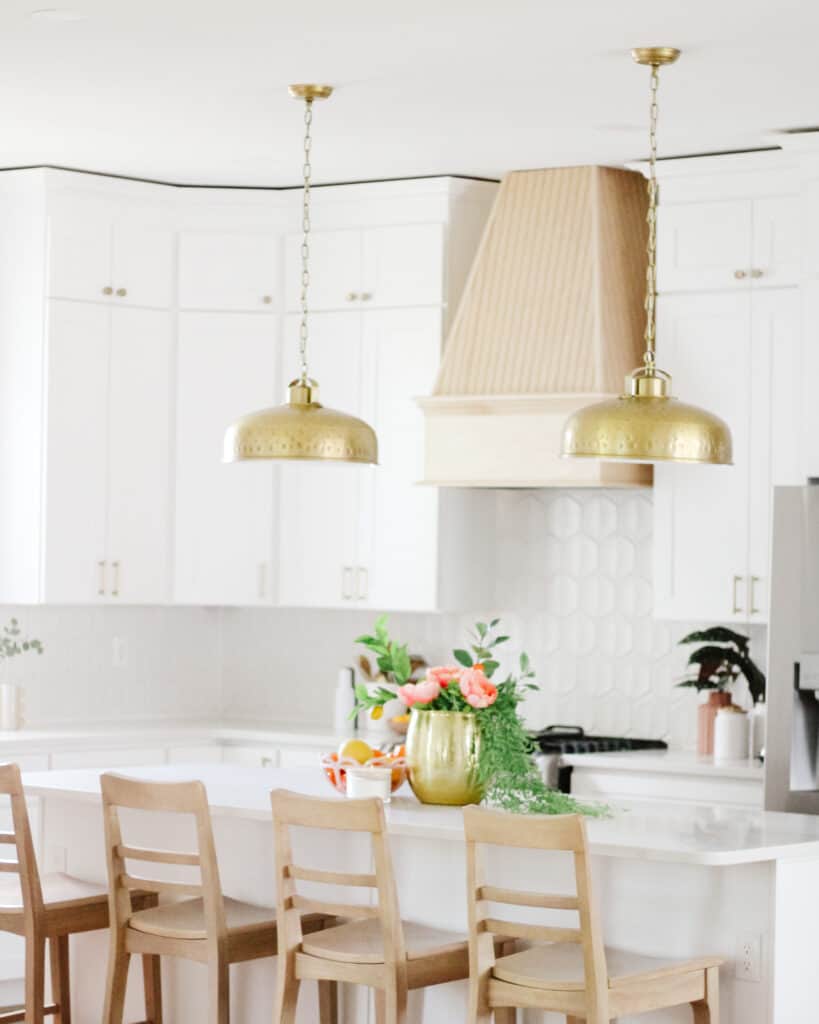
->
[272,788,501,1024]
[464,806,722,1024]
[101,774,337,1024]
[0,762,161,1024]
[434,167,648,398]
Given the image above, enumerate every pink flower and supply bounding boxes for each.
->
[459,668,498,709]
[397,679,441,707]
[427,666,462,690]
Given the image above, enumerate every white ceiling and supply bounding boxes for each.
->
[0,0,816,187]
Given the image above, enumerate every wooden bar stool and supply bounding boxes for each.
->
[271,788,481,1024]
[101,773,337,1024]
[464,806,722,1024]
[0,762,161,1024]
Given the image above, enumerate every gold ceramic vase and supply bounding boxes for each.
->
[405,710,483,806]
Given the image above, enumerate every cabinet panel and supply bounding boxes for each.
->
[174,313,277,605]
[747,289,802,620]
[284,229,362,312]
[42,301,110,603]
[49,747,167,770]
[278,313,363,607]
[752,197,800,288]
[653,293,752,621]
[179,232,279,311]
[107,308,173,603]
[47,194,115,303]
[112,215,174,308]
[362,224,444,308]
[361,309,442,611]
[656,200,752,292]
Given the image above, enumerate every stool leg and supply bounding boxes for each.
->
[209,959,229,1024]
[691,965,719,1023]
[317,980,337,1024]
[141,954,163,1024]
[25,933,46,1024]
[49,935,71,1024]
[102,945,130,1024]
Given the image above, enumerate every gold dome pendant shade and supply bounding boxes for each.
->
[224,84,378,466]
[560,48,732,466]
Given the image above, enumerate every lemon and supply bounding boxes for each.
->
[370,706,384,721]
[338,738,374,765]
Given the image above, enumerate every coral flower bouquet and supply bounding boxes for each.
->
[353,616,603,816]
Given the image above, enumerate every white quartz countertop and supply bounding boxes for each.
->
[22,763,819,868]
[560,748,765,781]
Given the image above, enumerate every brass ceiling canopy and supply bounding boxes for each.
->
[560,48,733,466]
[224,84,378,465]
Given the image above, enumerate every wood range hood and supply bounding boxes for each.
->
[419,166,653,488]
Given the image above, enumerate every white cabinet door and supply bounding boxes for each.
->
[278,313,364,607]
[362,224,444,308]
[657,200,752,292]
[361,309,442,611]
[174,313,277,605]
[653,292,752,622]
[179,232,279,311]
[107,308,173,603]
[746,289,802,620]
[42,301,110,603]
[47,194,115,302]
[751,196,800,288]
[284,230,362,312]
[112,213,175,309]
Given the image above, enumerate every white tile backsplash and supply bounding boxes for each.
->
[0,490,767,747]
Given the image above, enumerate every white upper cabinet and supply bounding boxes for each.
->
[178,231,279,311]
[48,190,174,308]
[657,195,799,292]
[174,313,278,606]
[284,223,444,312]
[653,288,801,623]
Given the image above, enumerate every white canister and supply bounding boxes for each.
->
[346,766,393,803]
[334,667,356,735]
[0,684,23,730]
[713,705,749,761]
[748,698,767,761]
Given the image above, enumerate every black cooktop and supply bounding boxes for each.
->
[532,725,668,756]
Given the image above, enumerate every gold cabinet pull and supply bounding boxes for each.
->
[102,286,113,296]
[750,269,764,279]
[97,560,106,596]
[345,292,360,302]
[341,566,354,600]
[734,269,747,280]
[360,292,373,302]
[115,287,127,297]
[356,566,369,601]
[750,575,761,614]
[262,295,273,305]
[111,561,121,597]
[732,574,743,614]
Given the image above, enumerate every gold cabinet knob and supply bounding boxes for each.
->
[262,295,273,304]
[734,270,747,280]
[115,287,127,297]
[751,269,764,279]
[346,292,359,302]
[102,286,113,296]
[360,292,373,302]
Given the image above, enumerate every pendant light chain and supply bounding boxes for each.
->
[643,63,660,371]
[299,98,313,383]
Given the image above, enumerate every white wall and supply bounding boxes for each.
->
[0,490,766,744]
[220,490,767,749]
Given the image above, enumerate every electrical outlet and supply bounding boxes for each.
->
[735,933,762,982]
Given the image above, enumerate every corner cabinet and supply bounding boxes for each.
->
[653,287,801,622]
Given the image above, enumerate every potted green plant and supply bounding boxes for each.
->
[0,618,44,730]
[354,616,604,815]
[676,627,765,755]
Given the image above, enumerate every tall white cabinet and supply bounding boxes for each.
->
[651,154,804,623]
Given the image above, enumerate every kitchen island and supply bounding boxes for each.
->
[22,763,819,1023]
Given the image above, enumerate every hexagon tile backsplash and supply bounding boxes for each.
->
[221,489,768,751]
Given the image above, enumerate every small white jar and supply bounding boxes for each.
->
[713,705,749,761]
[346,766,393,803]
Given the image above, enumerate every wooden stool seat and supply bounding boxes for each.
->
[492,942,723,992]
[129,896,277,941]
[302,917,467,965]
[0,873,106,913]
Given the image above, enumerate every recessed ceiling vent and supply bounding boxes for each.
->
[419,166,652,487]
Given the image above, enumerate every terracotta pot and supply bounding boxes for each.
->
[697,691,732,755]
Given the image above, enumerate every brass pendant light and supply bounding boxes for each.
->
[224,84,378,465]
[560,48,733,465]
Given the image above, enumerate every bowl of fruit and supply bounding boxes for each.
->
[321,738,408,796]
